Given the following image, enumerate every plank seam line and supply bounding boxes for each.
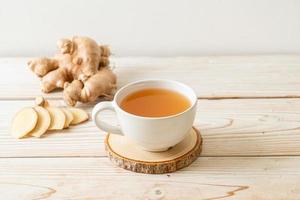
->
[2,96,300,101]
[0,155,300,159]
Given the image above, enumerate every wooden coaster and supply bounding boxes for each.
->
[105,127,202,174]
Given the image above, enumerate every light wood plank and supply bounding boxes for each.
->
[1,55,300,99]
[0,157,299,200]
[1,98,300,157]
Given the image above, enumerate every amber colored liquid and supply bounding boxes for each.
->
[120,88,191,117]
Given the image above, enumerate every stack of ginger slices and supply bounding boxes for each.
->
[11,97,89,139]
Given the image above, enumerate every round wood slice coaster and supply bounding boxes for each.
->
[105,127,202,174]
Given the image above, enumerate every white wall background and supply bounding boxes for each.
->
[0,0,299,56]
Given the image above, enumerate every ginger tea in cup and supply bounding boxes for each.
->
[92,79,197,151]
[120,88,191,117]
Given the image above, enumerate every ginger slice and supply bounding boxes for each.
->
[35,96,50,107]
[47,107,66,130]
[68,108,89,125]
[61,108,74,128]
[31,106,51,137]
[11,107,38,139]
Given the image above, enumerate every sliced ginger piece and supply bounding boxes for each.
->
[47,107,66,130]
[68,108,89,125]
[11,107,38,139]
[35,96,49,107]
[30,106,51,137]
[35,96,45,106]
[61,108,74,128]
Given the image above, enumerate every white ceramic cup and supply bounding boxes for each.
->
[92,79,197,152]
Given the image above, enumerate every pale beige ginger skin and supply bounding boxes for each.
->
[63,67,117,106]
[27,57,58,77]
[28,36,115,106]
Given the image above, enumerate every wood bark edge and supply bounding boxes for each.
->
[105,127,203,174]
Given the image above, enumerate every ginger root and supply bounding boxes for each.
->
[63,67,117,106]
[28,36,116,106]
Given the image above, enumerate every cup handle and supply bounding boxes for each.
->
[92,101,123,136]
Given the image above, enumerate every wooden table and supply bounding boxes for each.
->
[1,56,300,199]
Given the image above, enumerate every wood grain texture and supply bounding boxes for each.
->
[0,157,299,200]
[1,56,300,199]
[1,98,300,157]
[1,55,300,99]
